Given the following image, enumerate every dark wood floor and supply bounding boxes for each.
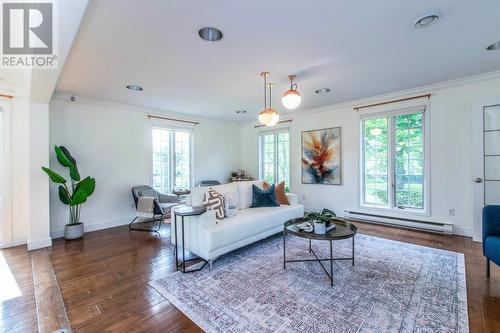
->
[1,221,500,332]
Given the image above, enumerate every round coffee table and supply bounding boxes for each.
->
[283,217,357,287]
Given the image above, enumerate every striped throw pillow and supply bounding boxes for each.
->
[202,189,225,220]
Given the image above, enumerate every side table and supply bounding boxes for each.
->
[172,205,207,273]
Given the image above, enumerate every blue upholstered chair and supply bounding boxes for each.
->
[483,205,500,277]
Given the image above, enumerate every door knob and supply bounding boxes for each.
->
[474,177,483,183]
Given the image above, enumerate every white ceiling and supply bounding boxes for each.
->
[56,0,500,123]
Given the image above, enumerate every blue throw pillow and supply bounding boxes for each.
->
[250,184,279,208]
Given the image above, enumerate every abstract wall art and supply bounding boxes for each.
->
[301,127,341,185]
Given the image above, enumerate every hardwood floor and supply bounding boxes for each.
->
[1,221,499,332]
[0,245,38,333]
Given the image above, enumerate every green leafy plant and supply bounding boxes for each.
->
[304,208,336,224]
[42,146,96,226]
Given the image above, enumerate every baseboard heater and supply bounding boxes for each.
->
[343,210,453,235]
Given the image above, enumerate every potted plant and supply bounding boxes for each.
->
[305,208,336,234]
[42,146,96,240]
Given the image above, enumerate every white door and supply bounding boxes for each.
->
[472,98,500,242]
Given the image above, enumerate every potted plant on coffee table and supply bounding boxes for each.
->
[42,146,96,240]
[305,208,336,234]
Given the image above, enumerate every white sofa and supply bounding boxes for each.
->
[171,180,304,265]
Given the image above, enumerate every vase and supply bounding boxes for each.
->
[64,223,84,240]
[314,221,326,234]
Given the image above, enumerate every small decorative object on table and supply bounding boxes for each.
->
[297,221,314,232]
[229,169,254,182]
[304,208,336,234]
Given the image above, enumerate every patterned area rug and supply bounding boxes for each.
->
[150,234,468,332]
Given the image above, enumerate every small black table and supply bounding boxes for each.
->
[283,217,357,286]
[172,205,207,273]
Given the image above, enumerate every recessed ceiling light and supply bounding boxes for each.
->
[487,41,500,51]
[126,84,143,91]
[198,27,223,42]
[315,88,331,94]
[414,11,440,27]
[236,110,247,114]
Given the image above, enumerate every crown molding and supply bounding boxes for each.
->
[52,91,241,126]
[241,70,500,127]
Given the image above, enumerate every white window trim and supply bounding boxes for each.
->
[150,124,194,193]
[359,104,431,216]
[258,127,290,187]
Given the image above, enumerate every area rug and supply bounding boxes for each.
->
[149,234,468,332]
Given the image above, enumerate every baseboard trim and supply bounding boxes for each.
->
[50,216,134,239]
[27,237,52,251]
[452,226,473,237]
[0,238,27,249]
[305,206,474,238]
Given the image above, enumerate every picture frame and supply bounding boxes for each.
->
[301,127,342,185]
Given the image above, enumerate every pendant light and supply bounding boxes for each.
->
[258,72,280,126]
[281,74,301,110]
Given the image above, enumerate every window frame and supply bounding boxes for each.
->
[258,127,290,188]
[359,105,430,216]
[151,125,194,193]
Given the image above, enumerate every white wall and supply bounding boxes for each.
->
[28,103,51,249]
[3,99,52,249]
[10,99,31,244]
[241,74,500,236]
[49,96,241,236]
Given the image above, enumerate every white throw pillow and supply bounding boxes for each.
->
[223,193,239,218]
[202,189,225,220]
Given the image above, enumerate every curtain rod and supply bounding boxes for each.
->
[0,93,14,100]
[147,114,199,125]
[254,119,292,128]
[353,93,431,112]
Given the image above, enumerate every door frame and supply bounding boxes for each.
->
[472,96,500,242]
[0,100,12,248]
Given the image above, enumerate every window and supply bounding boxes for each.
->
[152,127,193,193]
[259,130,290,190]
[361,108,427,212]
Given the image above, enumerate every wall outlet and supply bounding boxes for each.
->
[448,208,455,216]
[302,194,306,202]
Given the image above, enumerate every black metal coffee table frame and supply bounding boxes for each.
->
[283,218,357,287]
[173,205,207,273]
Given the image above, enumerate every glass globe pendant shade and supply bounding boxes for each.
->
[282,89,302,109]
[258,108,279,126]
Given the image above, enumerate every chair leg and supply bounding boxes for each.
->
[486,258,490,278]
[129,216,162,233]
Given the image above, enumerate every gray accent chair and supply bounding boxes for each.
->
[130,185,180,232]
[199,180,221,187]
